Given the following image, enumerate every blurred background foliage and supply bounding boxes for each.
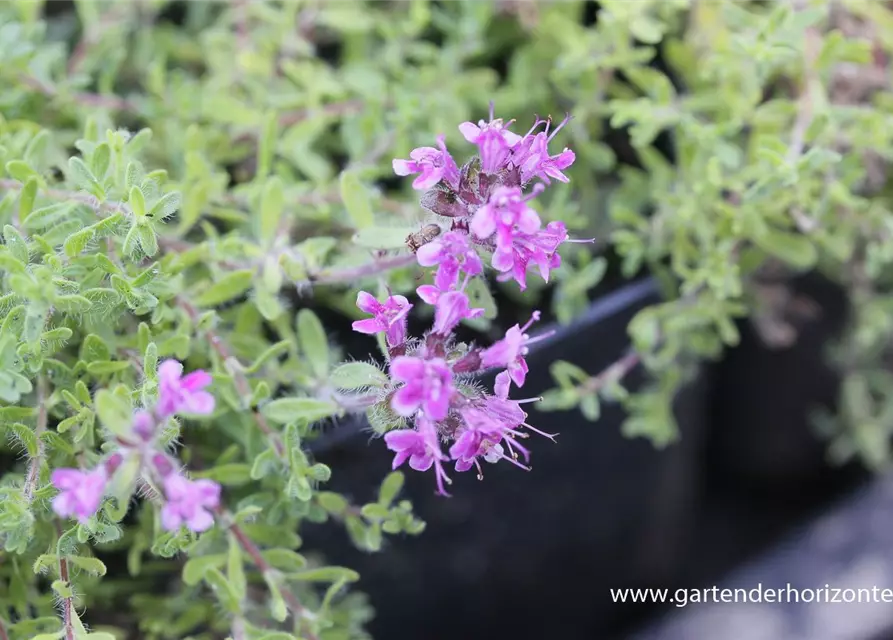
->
[2,0,893,638]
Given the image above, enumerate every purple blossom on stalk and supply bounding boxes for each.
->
[481,311,551,388]
[416,231,483,288]
[390,355,455,420]
[384,416,452,496]
[352,291,413,347]
[470,185,542,247]
[432,290,484,336]
[51,467,107,523]
[449,408,510,473]
[393,135,460,191]
[511,115,576,185]
[160,474,221,533]
[156,360,215,418]
[492,221,569,291]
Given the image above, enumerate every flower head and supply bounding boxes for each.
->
[157,360,215,418]
[390,355,455,420]
[352,291,413,347]
[393,136,460,191]
[160,474,221,533]
[384,416,451,495]
[51,467,107,523]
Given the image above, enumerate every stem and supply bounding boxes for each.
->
[222,510,320,640]
[0,617,8,640]
[582,351,642,394]
[53,522,77,640]
[23,377,48,502]
[178,299,286,458]
[296,253,417,288]
[0,179,133,218]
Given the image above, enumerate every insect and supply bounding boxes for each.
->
[405,224,442,253]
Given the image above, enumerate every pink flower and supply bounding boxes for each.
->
[157,360,215,418]
[492,221,569,290]
[390,355,454,420]
[51,467,107,523]
[470,186,542,247]
[393,136,460,191]
[160,474,221,533]
[481,311,550,387]
[511,115,576,184]
[416,231,483,287]
[433,290,484,336]
[449,408,507,472]
[351,291,413,347]
[384,416,451,495]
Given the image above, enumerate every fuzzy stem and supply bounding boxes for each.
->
[0,617,9,640]
[23,377,48,503]
[177,299,287,458]
[53,522,77,640]
[0,179,133,218]
[581,351,642,394]
[222,510,320,640]
[295,253,417,288]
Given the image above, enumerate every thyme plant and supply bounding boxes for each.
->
[1,1,892,639]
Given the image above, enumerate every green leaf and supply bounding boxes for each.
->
[67,555,107,576]
[194,270,254,307]
[329,361,387,389]
[261,397,339,424]
[202,567,241,613]
[68,156,102,197]
[3,225,29,263]
[147,191,181,219]
[257,110,278,179]
[378,471,404,506]
[290,566,360,582]
[261,548,307,572]
[128,185,146,217]
[316,491,348,515]
[54,295,92,314]
[182,554,227,586]
[5,160,39,183]
[352,225,415,249]
[259,176,284,244]
[296,309,329,379]
[753,227,818,270]
[18,177,38,219]
[227,534,247,602]
[94,389,132,438]
[192,463,253,486]
[91,142,110,179]
[339,170,374,229]
[23,202,77,231]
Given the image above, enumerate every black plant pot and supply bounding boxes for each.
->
[306,279,712,640]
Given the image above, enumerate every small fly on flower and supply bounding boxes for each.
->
[405,223,442,253]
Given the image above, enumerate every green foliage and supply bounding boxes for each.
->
[2,0,893,638]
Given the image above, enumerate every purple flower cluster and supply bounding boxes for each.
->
[394,107,576,292]
[50,360,220,532]
[355,108,576,495]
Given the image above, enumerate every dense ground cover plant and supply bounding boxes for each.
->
[2,0,893,638]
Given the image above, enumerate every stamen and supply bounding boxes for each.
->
[548,113,573,142]
[523,422,559,441]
